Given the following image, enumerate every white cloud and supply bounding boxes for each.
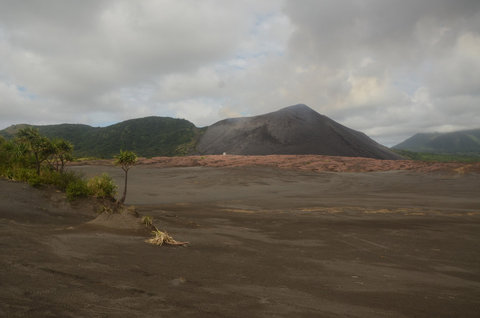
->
[167,99,219,127]
[0,0,479,147]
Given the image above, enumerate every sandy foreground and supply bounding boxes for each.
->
[1,156,480,317]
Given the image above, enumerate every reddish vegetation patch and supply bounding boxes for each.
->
[70,155,480,174]
[128,155,479,174]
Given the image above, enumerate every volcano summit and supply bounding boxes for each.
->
[197,104,401,160]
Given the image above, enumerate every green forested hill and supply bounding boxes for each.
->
[0,117,204,158]
[393,129,480,154]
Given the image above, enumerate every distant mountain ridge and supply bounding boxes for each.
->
[0,117,202,158]
[393,129,480,154]
[1,104,401,159]
[197,104,401,159]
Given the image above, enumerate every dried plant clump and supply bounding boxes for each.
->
[126,205,139,217]
[97,204,113,214]
[142,215,188,246]
[145,229,189,247]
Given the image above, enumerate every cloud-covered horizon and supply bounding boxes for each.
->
[1,0,479,146]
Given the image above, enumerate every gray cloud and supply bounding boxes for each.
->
[0,0,479,146]
[281,0,480,144]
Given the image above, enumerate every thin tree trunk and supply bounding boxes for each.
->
[120,169,128,204]
[35,153,40,176]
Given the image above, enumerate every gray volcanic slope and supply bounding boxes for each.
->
[197,104,401,159]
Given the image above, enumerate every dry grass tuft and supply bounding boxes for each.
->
[97,204,113,214]
[145,229,189,246]
[142,215,188,246]
[141,215,153,228]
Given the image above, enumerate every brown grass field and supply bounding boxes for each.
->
[1,155,480,317]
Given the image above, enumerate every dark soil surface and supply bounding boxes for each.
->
[1,165,480,317]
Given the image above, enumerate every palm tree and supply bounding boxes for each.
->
[114,150,137,204]
[51,139,73,172]
[17,127,54,175]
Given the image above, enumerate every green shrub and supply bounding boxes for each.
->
[56,171,83,191]
[4,168,17,180]
[8,167,36,182]
[87,173,117,199]
[20,168,36,182]
[27,174,42,188]
[40,170,83,191]
[66,179,90,201]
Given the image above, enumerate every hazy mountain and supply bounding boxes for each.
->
[393,129,480,154]
[0,117,202,158]
[196,104,401,159]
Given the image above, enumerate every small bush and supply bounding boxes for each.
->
[142,215,153,228]
[97,204,114,214]
[87,173,117,199]
[28,174,42,188]
[0,167,36,182]
[40,170,84,191]
[1,166,47,187]
[66,179,90,201]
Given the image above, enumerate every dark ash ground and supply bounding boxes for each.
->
[1,166,479,317]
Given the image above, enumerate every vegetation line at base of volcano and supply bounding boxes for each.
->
[392,149,480,163]
[0,117,206,159]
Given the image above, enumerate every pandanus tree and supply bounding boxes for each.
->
[115,150,137,204]
[17,127,55,175]
[50,139,74,172]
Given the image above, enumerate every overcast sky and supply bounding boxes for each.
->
[1,0,479,146]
